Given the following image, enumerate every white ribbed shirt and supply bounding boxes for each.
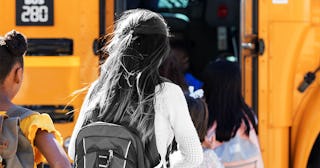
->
[68,81,203,168]
[154,82,203,167]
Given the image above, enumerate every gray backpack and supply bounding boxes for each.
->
[0,105,37,168]
[74,122,161,168]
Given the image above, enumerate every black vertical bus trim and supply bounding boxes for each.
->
[114,0,127,19]
[252,0,259,123]
[93,0,106,55]
[99,0,106,36]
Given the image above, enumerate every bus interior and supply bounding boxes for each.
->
[119,0,241,81]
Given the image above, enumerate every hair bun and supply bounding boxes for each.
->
[4,30,27,57]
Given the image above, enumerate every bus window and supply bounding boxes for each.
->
[27,38,73,56]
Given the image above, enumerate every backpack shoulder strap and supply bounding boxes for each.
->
[6,105,38,120]
[146,135,161,167]
[2,105,36,167]
[146,134,173,167]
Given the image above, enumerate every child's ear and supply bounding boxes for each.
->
[13,65,23,84]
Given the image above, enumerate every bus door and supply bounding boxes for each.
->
[240,0,271,166]
[240,0,259,110]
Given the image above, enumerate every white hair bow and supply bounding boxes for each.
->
[188,86,204,99]
[0,40,6,46]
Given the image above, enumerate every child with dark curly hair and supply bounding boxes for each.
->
[0,30,70,168]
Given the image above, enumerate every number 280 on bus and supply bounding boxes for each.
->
[16,0,53,25]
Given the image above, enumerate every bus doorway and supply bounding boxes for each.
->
[116,0,265,166]
[117,0,242,84]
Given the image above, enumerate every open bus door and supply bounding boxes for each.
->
[240,0,260,111]
[240,0,292,167]
[240,0,267,166]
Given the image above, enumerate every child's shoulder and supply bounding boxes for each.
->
[20,112,55,131]
[156,81,184,94]
[202,148,224,168]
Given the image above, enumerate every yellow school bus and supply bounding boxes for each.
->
[0,0,114,150]
[1,0,320,167]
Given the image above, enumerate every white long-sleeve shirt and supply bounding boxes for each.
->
[68,81,203,168]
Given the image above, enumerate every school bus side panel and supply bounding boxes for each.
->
[291,25,320,168]
[258,0,320,167]
[292,87,320,168]
[259,21,307,168]
[0,0,103,139]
